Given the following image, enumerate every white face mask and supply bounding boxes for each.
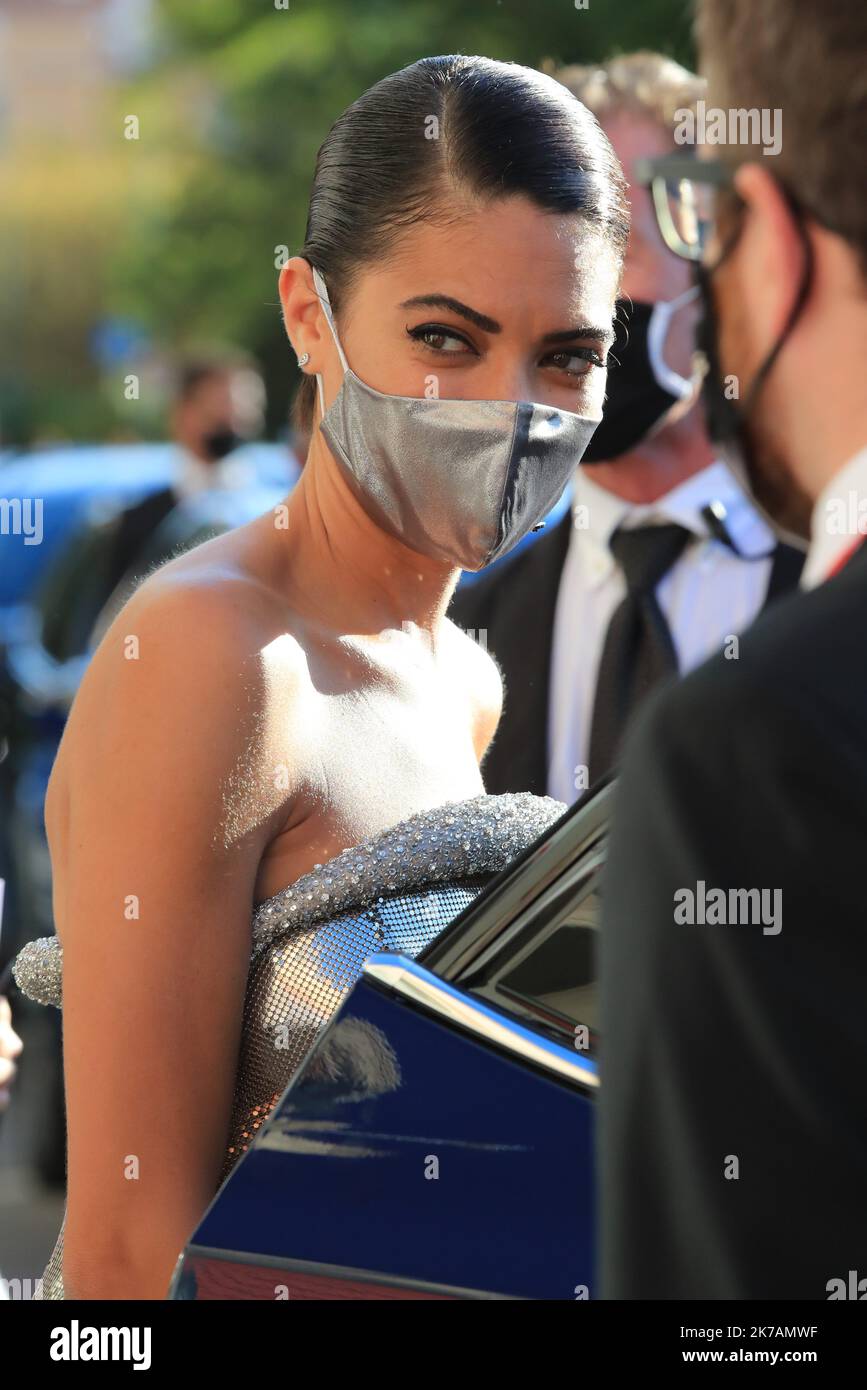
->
[311,265,601,570]
[581,288,701,464]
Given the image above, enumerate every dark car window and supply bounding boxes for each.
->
[418,780,613,1057]
[495,885,600,1030]
[466,873,603,1055]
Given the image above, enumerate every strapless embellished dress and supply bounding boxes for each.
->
[12,790,565,1300]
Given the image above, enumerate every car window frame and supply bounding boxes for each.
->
[419,777,614,982]
[465,852,604,1052]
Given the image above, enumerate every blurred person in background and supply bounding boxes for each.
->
[119,350,268,547]
[37,351,266,661]
[13,55,628,1300]
[601,0,867,1298]
[450,52,803,801]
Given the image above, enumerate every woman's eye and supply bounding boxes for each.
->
[544,348,605,378]
[406,324,475,355]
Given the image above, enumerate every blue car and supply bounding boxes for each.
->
[170,781,610,1301]
[0,441,297,638]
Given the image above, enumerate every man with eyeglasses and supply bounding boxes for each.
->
[600,0,867,1299]
[449,54,803,804]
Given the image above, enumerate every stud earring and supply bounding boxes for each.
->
[297,352,310,368]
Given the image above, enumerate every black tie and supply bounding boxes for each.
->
[587,523,692,783]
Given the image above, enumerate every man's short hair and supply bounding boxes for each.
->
[174,350,260,405]
[547,51,706,142]
[696,0,867,272]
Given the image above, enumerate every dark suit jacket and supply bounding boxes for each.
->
[449,511,804,796]
[40,487,177,661]
[599,538,867,1298]
[106,486,178,597]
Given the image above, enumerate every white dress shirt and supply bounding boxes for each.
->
[547,460,776,805]
[800,444,867,590]
[172,446,259,502]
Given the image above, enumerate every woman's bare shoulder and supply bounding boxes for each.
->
[442,614,504,762]
[48,539,308,831]
[112,525,296,641]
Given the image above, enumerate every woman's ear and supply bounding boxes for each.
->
[279,257,327,370]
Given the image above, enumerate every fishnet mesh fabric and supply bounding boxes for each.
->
[36,875,490,1300]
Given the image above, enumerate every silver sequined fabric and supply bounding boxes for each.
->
[12,791,565,1299]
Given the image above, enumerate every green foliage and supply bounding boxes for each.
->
[10,0,696,443]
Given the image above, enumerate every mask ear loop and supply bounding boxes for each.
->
[741,200,814,415]
[647,285,701,399]
[695,189,814,420]
[638,285,706,437]
[693,189,814,555]
[310,264,349,418]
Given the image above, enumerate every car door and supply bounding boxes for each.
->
[170,780,613,1301]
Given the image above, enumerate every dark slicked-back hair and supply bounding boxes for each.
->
[292,53,629,431]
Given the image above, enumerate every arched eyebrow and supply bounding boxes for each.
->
[541,325,615,346]
[399,293,613,345]
[400,294,501,333]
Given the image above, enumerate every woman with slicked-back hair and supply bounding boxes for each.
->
[18,54,628,1298]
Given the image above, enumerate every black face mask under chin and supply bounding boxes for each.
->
[201,427,244,462]
[693,207,814,551]
[582,292,698,463]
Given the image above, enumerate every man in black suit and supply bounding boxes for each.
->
[104,354,267,595]
[450,54,802,801]
[600,0,867,1298]
[38,353,266,660]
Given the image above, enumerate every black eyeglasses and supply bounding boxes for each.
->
[634,154,739,262]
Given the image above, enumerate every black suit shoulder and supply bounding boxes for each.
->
[600,544,867,1300]
[626,542,867,775]
[447,517,569,631]
[447,516,572,795]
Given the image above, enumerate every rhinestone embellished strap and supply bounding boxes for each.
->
[12,791,566,1010]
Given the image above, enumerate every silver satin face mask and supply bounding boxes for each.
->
[311,265,602,571]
